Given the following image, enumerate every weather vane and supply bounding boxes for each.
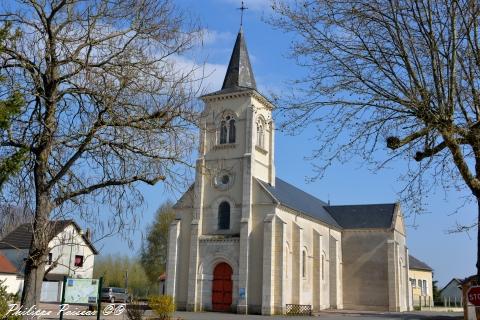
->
[237,1,248,27]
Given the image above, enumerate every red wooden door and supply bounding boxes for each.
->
[212,262,233,312]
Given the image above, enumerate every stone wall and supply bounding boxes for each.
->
[341,230,390,310]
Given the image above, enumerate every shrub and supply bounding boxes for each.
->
[126,299,146,320]
[148,295,175,320]
[0,280,21,320]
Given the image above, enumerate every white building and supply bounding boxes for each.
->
[0,255,22,295]
[440,278,463,306]
[166,28,412,315]
[408,255,433,307]
[0,220,98,301]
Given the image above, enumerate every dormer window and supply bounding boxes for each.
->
[219,115,235,144]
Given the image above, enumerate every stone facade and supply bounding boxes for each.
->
[166,29,412,315]
[409,269,433,307]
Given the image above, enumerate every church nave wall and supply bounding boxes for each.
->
[341,230,390,310]
[274,206,341,311]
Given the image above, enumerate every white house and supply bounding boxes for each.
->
[0,255,22,295]
[408,255,433,307]
[166,28,412,315]
[440,278,463,306]
[0,220,98,301]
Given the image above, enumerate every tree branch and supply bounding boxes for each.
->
[386,127,430,149]
[54,175,166,207]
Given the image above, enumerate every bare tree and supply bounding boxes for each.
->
[0,0,201,307]
[270,0,480,277]
[0,205,33,239]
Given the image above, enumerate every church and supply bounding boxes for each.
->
[166,28,412,315]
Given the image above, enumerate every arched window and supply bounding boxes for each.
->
[219,115,236,144]
[218,201,230,230]
[229,119,236,143]
[302,250,307,278]
[256,122,264,147]
[220,121,227,144]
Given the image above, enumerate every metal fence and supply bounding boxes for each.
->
[285,304,312,316]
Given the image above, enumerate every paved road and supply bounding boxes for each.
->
[175,311,463,320]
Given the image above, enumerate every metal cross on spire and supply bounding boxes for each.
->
[237,1,248,27]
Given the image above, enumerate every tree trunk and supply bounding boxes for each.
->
[476,197,480,320]
[21,261,46,307]
[20,195,50,308]
[474,196,480,320]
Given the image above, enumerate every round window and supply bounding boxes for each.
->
[213,172,234,190]
[221,175,230,184]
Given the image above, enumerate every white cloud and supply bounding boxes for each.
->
[201,29,234,46]
[170,56,227,94]
[188,29,234,47]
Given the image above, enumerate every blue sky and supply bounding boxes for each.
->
[97,0,475,288]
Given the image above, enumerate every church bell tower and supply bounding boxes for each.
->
[184,28,275,313]
[198,28,275,186]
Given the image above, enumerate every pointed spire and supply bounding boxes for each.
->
[221,29,257,90]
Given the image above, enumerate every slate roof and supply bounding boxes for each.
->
[256,178,341,228]
[325,204,397,229]
[202,29,256,98]
[0,255,17,274]
[256,178,401,231]
[439,278,462,292]
[409,255,433,271]
[0,220,98,254]
[221,29,256,90]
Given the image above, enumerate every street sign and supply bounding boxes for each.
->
[467,286,480,306]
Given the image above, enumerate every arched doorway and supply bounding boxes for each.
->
[212,262,233,312]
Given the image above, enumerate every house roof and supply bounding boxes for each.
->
[0,255,17,274]
[440,278,462,292]
[409,255,433,271]
[256,178,341,228]
[461,275,478,286]
[325,204,397,229]
[0,220,98,254]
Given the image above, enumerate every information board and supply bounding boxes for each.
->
[63,278,99,304]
